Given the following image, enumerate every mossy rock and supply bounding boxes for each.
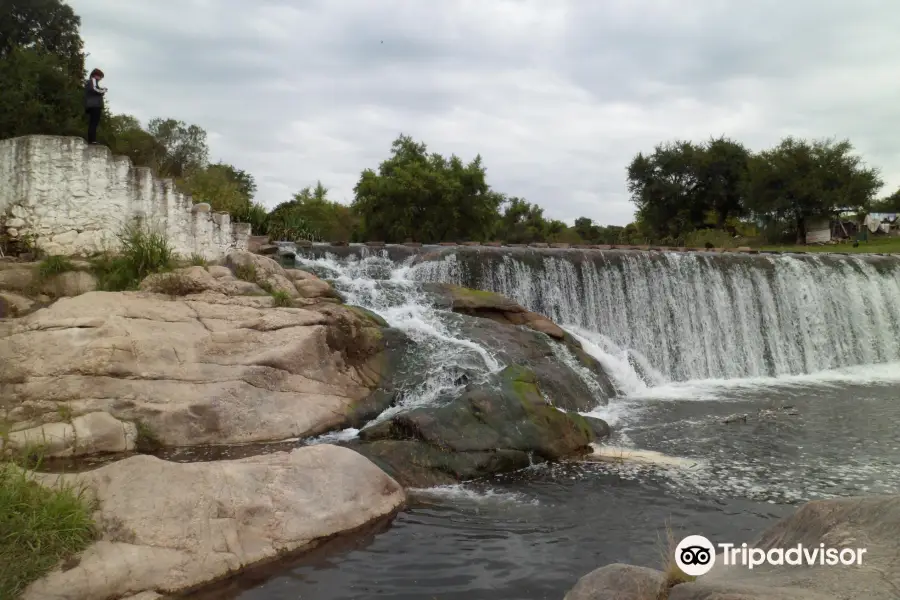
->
[355,365,599,485]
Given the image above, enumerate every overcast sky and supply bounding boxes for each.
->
[70,0,900,226]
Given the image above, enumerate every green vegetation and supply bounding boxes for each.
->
[134,420,161,453]
[270,289,293,307]
[90,220,175,291]
[0,453,96,598]
[233,263,258,284]
[36,255,75,281]
[189,254,207,267]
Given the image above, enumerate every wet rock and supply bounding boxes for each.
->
[424,282,566,339]
[353,365,602,486]
[0,291,34,314]
[23,445,406,600]
[563,563,665,600]
[0,290,388,450]
[454,315,616,410]
[295,277,340,299]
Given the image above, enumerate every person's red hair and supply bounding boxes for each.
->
[89,68,104,79]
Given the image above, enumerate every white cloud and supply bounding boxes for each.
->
[69,0,900,225]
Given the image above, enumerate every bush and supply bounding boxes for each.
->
[270,289,293,307]
[36,255,75,280]
[0,463,96,598]
[91,220,176,291]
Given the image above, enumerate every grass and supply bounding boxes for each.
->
[233,263,258,283]
[150,272,199,297]
[90,220,176,291]
[0,456,96,598]
[134,420,161,453]
[189,254,207,267]
[759,236,900,254]
[654,523,697,600]
[270,289,293,307]
[36,256,75,281]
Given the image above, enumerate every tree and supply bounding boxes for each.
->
[102,113,167,169]
[871,188,900,212]
[747,137,882,242]
[626,138,751,241]
[183,164,250,216]
[146,118,209,179]
[266,182,357,242]
[0,0,85,85]
[352,134,503,242]
[494,197,550,243]
[0,46,83,139]
[626,141,706,240]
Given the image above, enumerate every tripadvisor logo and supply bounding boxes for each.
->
[675,535,868,577]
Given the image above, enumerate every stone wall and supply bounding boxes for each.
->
[0,135,250,259]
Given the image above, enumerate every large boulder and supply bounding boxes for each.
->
[424,282,567,339]
[566,494,900,600]
[224,250,299,297]
[23,445,406,600]
[0,288,389,452]
[353,365,606,486]
[564,564,665,600]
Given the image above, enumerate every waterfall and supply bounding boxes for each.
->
[407,249,900,382]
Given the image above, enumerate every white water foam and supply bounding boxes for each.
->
[409,484,540,506]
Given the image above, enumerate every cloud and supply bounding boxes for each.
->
[69,0,900,225]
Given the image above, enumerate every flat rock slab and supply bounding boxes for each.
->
[0,288,386,450]
[24,445,406,600]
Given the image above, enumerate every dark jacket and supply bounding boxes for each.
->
[84,77,106,109]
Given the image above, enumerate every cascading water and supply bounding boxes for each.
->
[409,249,900,383]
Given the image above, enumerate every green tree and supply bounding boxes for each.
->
[352,134,503,242]
[494,197,550,243]
[870,188,900,212]
[183,164,250,216]
[747,137,882,242]
[0,0,85,85]
[626,140,706,240]
[0,46,82,139]
[695,136,751,229]
[146,118,209,179]
[102,113,167,169]
[266,182,356,242]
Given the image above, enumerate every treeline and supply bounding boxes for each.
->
[5,1,899,247]
[626,136,893,246]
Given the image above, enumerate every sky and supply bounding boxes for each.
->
[69,0,900,226]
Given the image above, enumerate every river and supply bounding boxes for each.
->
[190,246,900,600]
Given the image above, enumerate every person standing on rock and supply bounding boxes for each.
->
[84,68,107,144]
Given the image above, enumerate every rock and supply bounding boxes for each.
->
[454,315,616,410]
[225,250,298,297]
[5,411,137,457]
[354,365,599,486]
[206,265,232,279]
[23,445,406,600]
[285,268,320,282]
[0,291,34,315]
[41,270,97,297]
[0,290,389,449]
[0,294,12,318]
[563,563,665,600]
[295,278,339,299]
[0,263,36,292]
[256,243,279,255]
[569,494,900,600]
[424,283,566,340]
[140,266,265,297]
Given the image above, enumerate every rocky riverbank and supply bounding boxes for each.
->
[1,249,612,598]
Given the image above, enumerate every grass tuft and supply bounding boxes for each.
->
[189,254,207,267]
[0,460,96,598]
[36,256,75,281]
[270,289,293,307]
[150,272,198,297]
[90,220,176,291]
[233,263,257,283]
[655,522,697,599]
[134,420,161,453]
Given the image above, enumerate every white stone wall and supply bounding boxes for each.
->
[0,136,251,259]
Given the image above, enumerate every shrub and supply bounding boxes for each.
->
[0,463,96,598]
[189,254,207,267]
[150,272,198,296]
[270,289,293,307]
[91,220,176,291]
[36,255,75,280]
